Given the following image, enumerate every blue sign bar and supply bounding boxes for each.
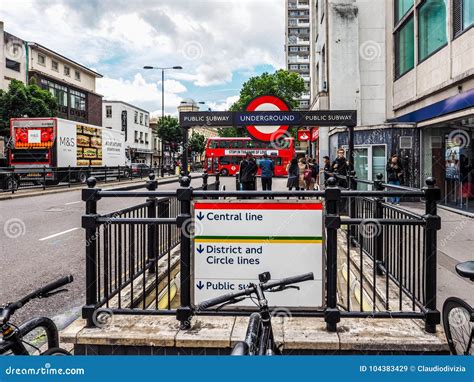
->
[1,356,471,382]
[235,111,301,125]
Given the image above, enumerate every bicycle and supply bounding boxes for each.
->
[193,271,314,355]
[442,261,473,355]
[0,275,74,355]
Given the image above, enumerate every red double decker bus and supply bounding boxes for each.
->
[204,137,295,177]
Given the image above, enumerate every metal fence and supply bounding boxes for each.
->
[0,166,176,193]
[82,172,441,334]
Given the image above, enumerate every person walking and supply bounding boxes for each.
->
[259,153,274,197]
[239,153,258,192]
[386,154,403,204]
[331,148,348,188]
[286,158,299,193]
[320,156,332,187]
[304,159,316,190]
[308,158,319,190]
[298,158,307,191]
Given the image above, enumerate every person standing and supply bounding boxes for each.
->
[239,153,258,192]
[320,156,332,187]
[286,158,299,192]
[386,154,403,204]
[331,148,348,188]
[259,153,274,195]
[298,158,307,191]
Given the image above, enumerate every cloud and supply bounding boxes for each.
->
[208,96,240,111]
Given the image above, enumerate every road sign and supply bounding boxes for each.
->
[297,130,311,141]
[179,110,357,128]
[192,201,324,308]
[243,95,291,142]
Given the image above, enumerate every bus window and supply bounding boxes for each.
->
[220,156,230,165]
[209,140,218,149]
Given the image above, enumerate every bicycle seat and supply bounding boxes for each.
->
[455,261,474,281]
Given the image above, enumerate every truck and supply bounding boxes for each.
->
[7,117,128,187]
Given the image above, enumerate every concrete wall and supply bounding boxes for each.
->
[1,23,27,90]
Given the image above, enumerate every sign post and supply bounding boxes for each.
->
[192,201,324,308]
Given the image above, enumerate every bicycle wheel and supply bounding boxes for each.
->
[42,347,71,356]
[443,297,473,355]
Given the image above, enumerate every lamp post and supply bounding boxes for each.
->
[143,65,183,171]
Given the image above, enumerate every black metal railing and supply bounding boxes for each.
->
[82,172,440,334]
[0,165,178,193]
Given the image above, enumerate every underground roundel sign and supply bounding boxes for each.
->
[245,95,290,142]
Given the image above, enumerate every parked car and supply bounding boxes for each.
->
[129,163,151,177]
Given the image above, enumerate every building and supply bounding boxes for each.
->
[309,0,404,187]
[285,0,312,109]
[386,0,474,213]
[149,117,163,167]
[102,101,153,165]
[1,21,103,127]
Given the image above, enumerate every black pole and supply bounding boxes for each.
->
[182,125,189,176]
[423,177,441,333]
[374,173,385,275]
[324,177,341,332]
[146,173,158,273]
[348,124,355,173]
[161,69,165,170]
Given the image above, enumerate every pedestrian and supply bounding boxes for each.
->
[308,158,319,190]
[386,154,403,204]
[298,158,307,191]
[259,153,274,197]
[321,155,332,187]
[331,148,348,188]
[286,158,299,193]
[239,153,258,193]
[304,159,315,191]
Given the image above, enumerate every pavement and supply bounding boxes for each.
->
[1,175,472,331]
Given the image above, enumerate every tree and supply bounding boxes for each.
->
[188,131,206,155]
[218,70,306,137]
[0,79,58,136]
[156,115,182,152]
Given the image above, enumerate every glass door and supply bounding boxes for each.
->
[354,148,369,191]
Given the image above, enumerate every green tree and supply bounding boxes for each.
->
[0,79,58,136]
[156,115,182,152]
[188,131,206,155]
[218,69,305,137]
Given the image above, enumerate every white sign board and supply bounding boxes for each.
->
[192,201,324,308]
[28,130,41,144]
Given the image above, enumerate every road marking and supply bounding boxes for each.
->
[39,227,79,241]
[65,201,82,205]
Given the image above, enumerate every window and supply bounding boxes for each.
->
[70,89,86,110]
[134,131,138,143]
[145,133,149,144]
[140,132,143,143]
[37,53,45,65]
[134,111,138,123]
[145,115,148,126]
[106,105,112,118]
[6,58,20,72]
[74,70,81,81]
[395,0,414,23]
[140,113,143,125]
[64,66,70,76]
[51,60,58,71]
[209,140,218,148]
[395,16,415,78]
[418,0,447,62]
[454,0,474,37]
[289,64,298,70]
[40,79,68,107]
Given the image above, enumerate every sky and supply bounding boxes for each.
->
[0,0,285,117]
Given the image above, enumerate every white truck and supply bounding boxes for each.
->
[8,117,128,185]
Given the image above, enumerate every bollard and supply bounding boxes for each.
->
[202,170,208,191]
[423,177,441,333]
[324,177,341,332]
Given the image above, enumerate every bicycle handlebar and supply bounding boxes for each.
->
[195,272,314,311]
[2,275,74,321]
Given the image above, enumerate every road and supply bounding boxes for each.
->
[0,174,236,328]
[1,175,472,330]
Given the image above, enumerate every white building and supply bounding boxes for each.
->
[286,0,312,109]
[102,101,152,165]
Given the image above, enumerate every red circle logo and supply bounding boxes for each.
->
[245,95,290,142]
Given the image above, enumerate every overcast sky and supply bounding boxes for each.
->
[1,0,285,116]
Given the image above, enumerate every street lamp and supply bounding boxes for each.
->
[143,65,183,171]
